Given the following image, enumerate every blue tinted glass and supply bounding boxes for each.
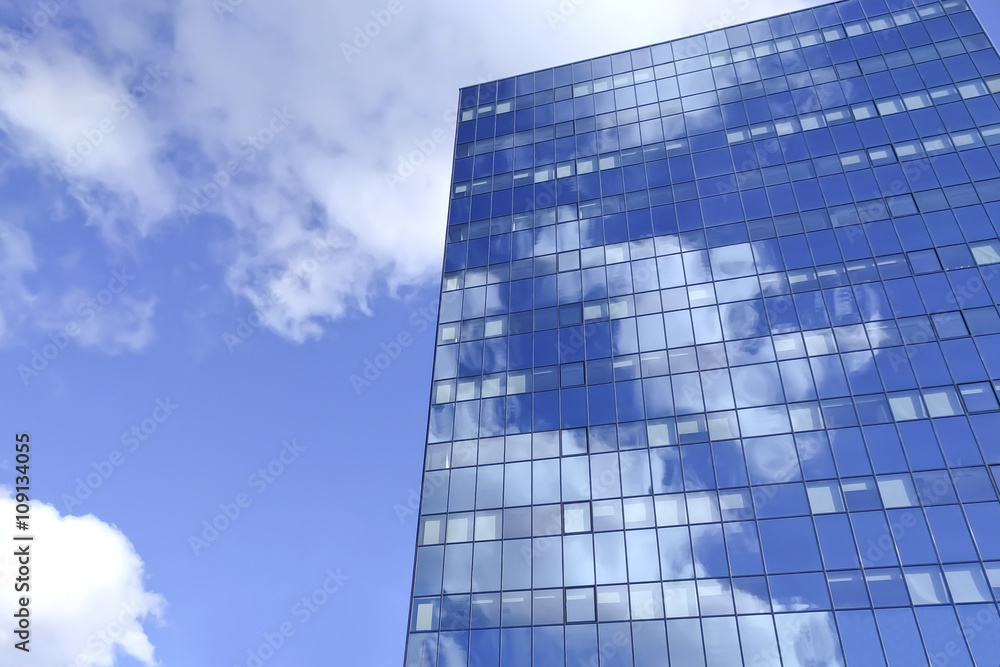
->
[410,3,1000,663]
[759,517,822,573]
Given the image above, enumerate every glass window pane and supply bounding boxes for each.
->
[904,566,951,605]
[877,475,918,508]
[807,481,844,513]
[663,580,699,617]
[942,563,992,603]
[775,613,844,665]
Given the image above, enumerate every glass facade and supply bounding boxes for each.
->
[405,0,1000,664]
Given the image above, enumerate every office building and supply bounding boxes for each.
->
[406,0,1000,663]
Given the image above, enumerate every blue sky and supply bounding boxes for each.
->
[1,0,999,665]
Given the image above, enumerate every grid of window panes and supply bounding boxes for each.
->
[405,0,1000,664]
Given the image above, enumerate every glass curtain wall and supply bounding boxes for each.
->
[406,0,1000,664]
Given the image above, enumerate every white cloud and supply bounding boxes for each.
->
[0,488,165,666]
[0,0,815,344]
